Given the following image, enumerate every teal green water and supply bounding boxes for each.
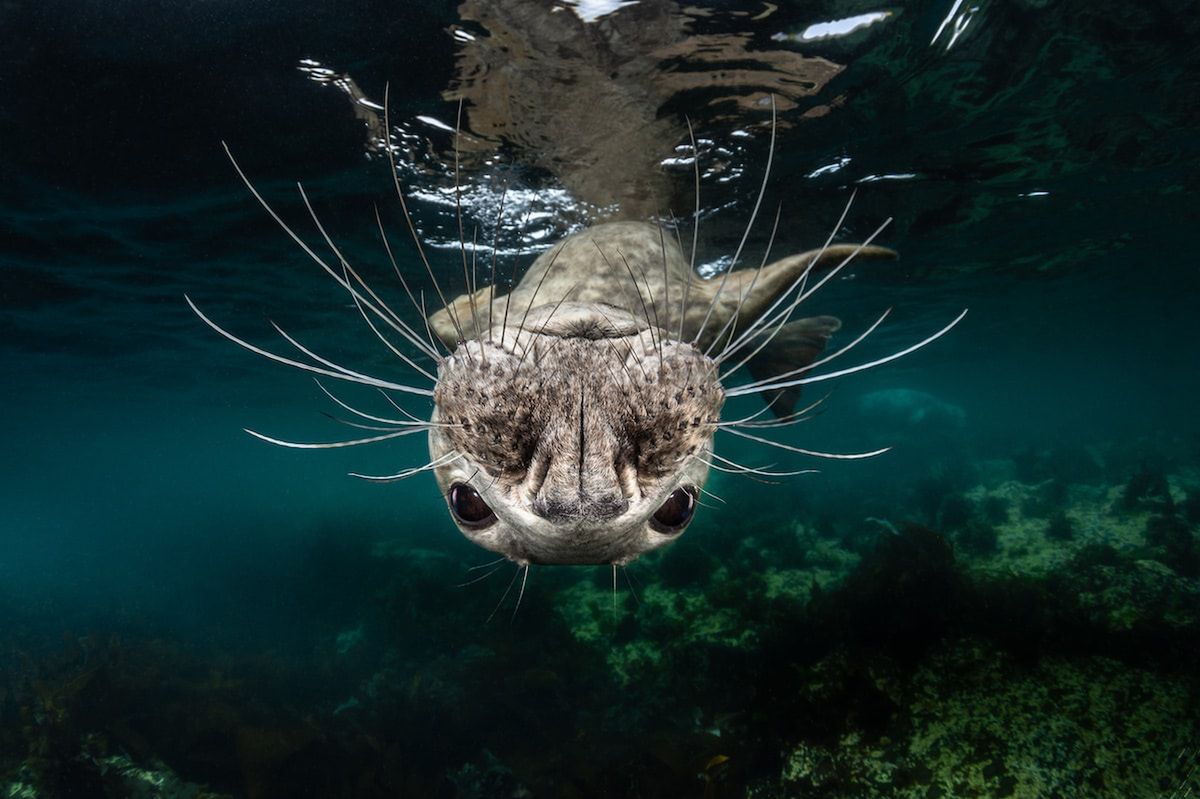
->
[2,1,1198,796]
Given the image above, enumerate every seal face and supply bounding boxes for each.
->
[430,305,723,565]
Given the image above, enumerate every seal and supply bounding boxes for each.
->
[187,143,964,569]
[188,5,966,571]
[424,219,900,565]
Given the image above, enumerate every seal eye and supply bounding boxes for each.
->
[449,483,496,529]
[650,486,697,534]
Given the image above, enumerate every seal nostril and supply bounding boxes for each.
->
[532,494,628,523]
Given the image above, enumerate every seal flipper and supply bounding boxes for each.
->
[744,315,841,417]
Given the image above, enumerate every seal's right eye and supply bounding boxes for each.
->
[449,483,497,529]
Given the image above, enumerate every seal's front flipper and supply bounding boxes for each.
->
[744,315,841,417]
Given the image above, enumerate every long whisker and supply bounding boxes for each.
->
[705,203,782,357]
[488,182,509,338]
[707,450,816,477]
[722,307,892,386]
[452,98,483,346]
[692,94,776,347]
[217,143,443,368]
[339,267,440,382]
[726,309,968,397]
[511,246,565,356]
[314,379,440,427]
[486,564,523,623]
[374,205,446,357]
[718,215,891,367]
[269,320,432,392]
[716,187,858,363]
[294,182,440,364]
[456,562,505,588]
[657,222,672,344]
[245,425,431,449]
[621,566,641,609]
[510,564,530,622]
[349,450,463,482]
[500,206,535,351]
[721,427,890,459]
[186,297,432,395]
[383,83,467,344]
[377,388,430,423]
[679,117,700,342]
[618,250,661,357]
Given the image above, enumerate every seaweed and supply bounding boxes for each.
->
[981,494,1011,525]
[956,520,999,555]
[1145,514,1198,577]
[938,494,973,532]
[1021,479,1068,519]
[1045,511,1075,541]
[1180,489,1200,525]
[1120,466,1174,512]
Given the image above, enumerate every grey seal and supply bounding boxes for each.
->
[187,111,965,572]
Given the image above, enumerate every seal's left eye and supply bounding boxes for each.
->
[449,483,497,529]
[650,486,697,534]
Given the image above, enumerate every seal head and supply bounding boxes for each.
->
[430,303,722,565]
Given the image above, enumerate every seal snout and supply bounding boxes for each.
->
[531,492,629,523]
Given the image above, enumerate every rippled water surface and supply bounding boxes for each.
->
[2,1,1198,796]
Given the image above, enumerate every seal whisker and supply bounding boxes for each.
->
[452,98,485,347]
[510,563,531,622]
[715,188,858,363]
[382,83,468,346]
[218,143,441,365]
[621,566,641,609]
[467,555,508,573]
[488,182,510,338]
[376,388,431,424]
[707,450,816,477]
[294,181,440,363]
[657,222,672,344]
[725,396,828,428]
[319,413,434,433]
[617,250,661,358]
[339,263,440,382]
[679,116,700,342]
[591,240,653,348]
[722,427,890,460]
[373,205,446,357]
[512,246,566,354]
[349,450,464,482]
[500,206,536,351]
[722,307,892,386]
[245,425,432,449]
[516,278,585,369]
[186,296,433,395]
[726,309,968,396]
[716,215,892,366]
[692,94,776,347]
[455,563,505,588]
[704,203,782,357]
[486,563,523,624]
[269,320,432,391]
[314,379,444,427]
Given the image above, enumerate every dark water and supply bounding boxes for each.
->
[2,1,1199,796]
